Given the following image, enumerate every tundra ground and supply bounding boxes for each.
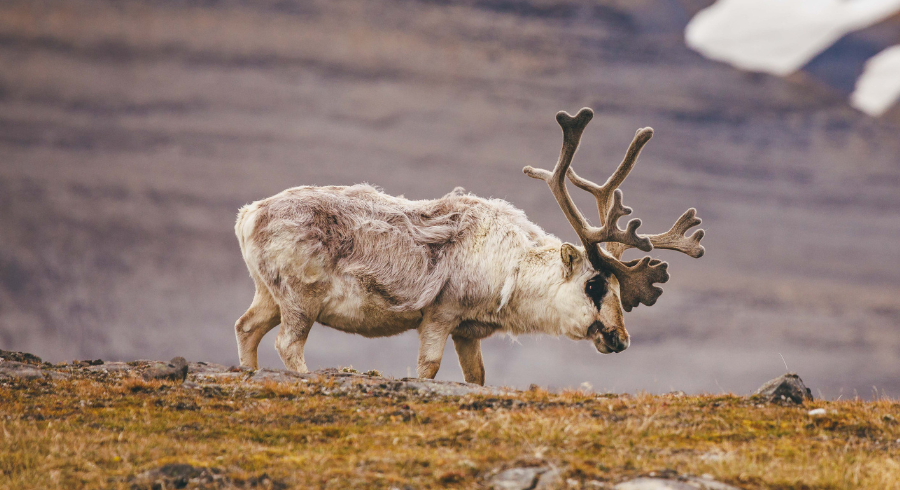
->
[1,361,899,489]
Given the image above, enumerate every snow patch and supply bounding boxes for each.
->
[851,45,900,116]
[685,0,900,76]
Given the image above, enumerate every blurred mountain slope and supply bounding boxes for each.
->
[802,10,900,117]
[1,0,898,396]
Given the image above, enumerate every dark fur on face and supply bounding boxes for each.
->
[584,273,609,312]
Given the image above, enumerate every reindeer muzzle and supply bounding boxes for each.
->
[591,322,629,354]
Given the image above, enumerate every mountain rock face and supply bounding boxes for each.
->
[1,0,898,396]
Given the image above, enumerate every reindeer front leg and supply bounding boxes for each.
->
[416,316,456,379]
[452,335,485,385]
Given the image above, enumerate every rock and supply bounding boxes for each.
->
[188,361,232,374]
[189,363,251,383]
[249,368,309,383]
[615,475,741,490]
[127,463,285,489]
[142,357,189,383]
[305,369,513,397]
[313,367,366,378]
[616,479,695,490]
[74,359,104,367]
[752,373,813,404]
[0,361,44,380]
[128,463,228,489]
[396,377,514,397]
[86,362,132,373]
[0,350,43,365]
[535,468,562,489]
[490,467,561,490]
[192,371,245,383]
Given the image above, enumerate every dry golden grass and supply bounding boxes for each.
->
[2,374,900,489]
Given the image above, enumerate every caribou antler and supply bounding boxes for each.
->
[565,127,705,262]
[523,108,668,311]
[607,209,705,260]
[566,127,654,228]
[609,257,669,311]
[523,109,651,258]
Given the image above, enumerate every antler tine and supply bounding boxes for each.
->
[523,108,598,255]
[566,127,654,226]
[650,208,705,258]
[607,208,706,260]
[524,110,652,257]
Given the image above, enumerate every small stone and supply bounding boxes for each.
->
[808,408,827,416]
[250,368,307,383]
[75,359,104,367]
[490,467,560,490]
[615,476,741,490]
[128,464,226,489]
[87,362,130,373]
[187,361,231,374]
[535,468,561,489]
[490,468,542,490]
[142,357,188,383]
[752,373,813,405]
[396,377,513,397]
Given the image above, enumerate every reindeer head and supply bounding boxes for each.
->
[524,108,705,354]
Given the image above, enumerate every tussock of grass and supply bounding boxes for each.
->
[1,375,899,489]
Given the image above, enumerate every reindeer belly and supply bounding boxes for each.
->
[316,277,423,338]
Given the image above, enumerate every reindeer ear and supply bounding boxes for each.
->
[560,243,582,278]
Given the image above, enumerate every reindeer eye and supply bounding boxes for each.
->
[585,275,608,311]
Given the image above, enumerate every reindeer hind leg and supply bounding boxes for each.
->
[235,272,281,369]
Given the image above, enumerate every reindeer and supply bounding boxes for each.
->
[233,108,704,385]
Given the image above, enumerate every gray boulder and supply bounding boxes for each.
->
[752,373,813,404]
[490,467,561,490]
[142,357,189,383]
